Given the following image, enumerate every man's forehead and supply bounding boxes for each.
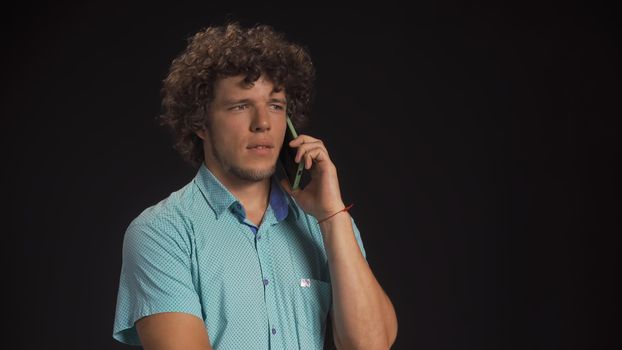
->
[219,74,277,86]
[215,75,285,97]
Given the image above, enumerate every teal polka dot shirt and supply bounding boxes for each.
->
[113,164,367,349]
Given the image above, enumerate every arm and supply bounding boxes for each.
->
[281,135,398,350]
[113,221,207,348]
[136,312,212,350]
[321,212,397,349]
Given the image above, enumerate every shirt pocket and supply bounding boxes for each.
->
[293,278,332,349]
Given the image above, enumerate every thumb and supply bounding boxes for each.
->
[280,178,294,196]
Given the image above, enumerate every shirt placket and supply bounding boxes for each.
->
[255,223,287,349]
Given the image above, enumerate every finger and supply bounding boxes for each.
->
[296,144,327,165]
[279,178,291,194]
[289,135,323,147]
[295,142,328,163]
[303,147,329,169]
[280,178,298,196]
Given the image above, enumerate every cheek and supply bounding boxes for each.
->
[216,134,243,156]
[275,121,287,139]
[206,126,238,156]
[211,121,244,145]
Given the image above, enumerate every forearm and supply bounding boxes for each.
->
[319,212,398,349]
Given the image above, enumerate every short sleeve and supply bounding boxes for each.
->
[351,217,367,259]
[112,218,203,345]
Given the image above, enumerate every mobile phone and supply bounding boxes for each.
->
[278,116,311,191]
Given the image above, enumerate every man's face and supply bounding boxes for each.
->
[199,75,288,183]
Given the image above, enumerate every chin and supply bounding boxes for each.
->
[230,164,276,182]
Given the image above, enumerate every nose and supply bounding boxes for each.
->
[250,107,271,132]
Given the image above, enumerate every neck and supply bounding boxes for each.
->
[204,162,271,213]
[229,179,271,213]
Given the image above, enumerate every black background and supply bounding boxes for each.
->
[4,2,620,349]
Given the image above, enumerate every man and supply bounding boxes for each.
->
[113,22,397,349]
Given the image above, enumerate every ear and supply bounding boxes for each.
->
[195,128,207,140]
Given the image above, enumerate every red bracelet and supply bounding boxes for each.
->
[317,204,354,224]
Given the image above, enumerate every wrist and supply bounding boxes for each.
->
[318,200,346,218]
[318,208,353,240]
[317,203,353,225]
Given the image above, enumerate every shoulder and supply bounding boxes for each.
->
[124,181,203,252]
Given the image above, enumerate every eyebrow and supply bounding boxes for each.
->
[269,98,287,104]
[223,98,287,106]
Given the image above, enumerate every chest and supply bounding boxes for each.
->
[190,218,332,348]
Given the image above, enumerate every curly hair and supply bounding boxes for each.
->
[159,22,316,168]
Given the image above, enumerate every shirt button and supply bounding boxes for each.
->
[263,278,269,286]
[257,235,262,240]
[272,327,277,335]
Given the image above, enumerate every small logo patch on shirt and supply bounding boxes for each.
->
[300,278,311,287]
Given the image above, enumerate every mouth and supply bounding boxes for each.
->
[246,143,274,155]
[246,141,275,150]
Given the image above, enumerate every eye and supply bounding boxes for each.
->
[270,104,285,111]
[230,104,249,111]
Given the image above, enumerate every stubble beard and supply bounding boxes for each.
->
[228,162,276,182]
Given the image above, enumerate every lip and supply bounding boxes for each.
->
[246,141,274,156]
[246,145,273,156]
[247,141,275,149]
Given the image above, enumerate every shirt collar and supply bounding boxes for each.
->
[269,176,289,222]
[194,163,298,222]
